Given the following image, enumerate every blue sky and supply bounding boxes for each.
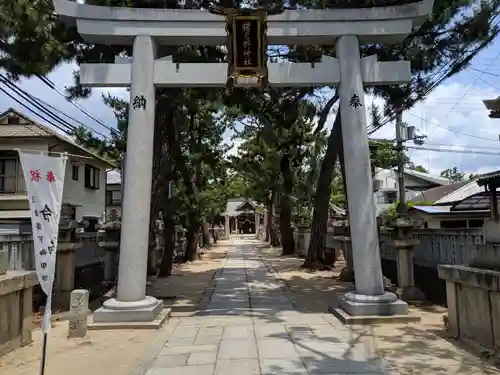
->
[2,37,500,176]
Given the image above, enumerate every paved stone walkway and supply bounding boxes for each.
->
[146,239,390,375]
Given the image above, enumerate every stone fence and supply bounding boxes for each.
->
[434,219,500,354]
[378,224,500,353]
[379,228,484,268]
[293,225,350,266]
[0,226,105,311]
[0,271,38,356]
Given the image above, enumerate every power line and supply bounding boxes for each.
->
[0,85,75,136]
[470,67,500,78]
[0,77,77,134]
[424,142,500,150]
[35,74,119,135]
[368,17,500,134]
[406,111,499,142]
[428,50,500,135]
[407,145,500,156]
[0,74,111,140]
[473,74,500,92]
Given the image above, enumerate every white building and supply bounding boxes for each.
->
[373,167,450,215]
[106,169,122,220]
[0,108,114,232]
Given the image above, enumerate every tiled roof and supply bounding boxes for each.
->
[434,180,482,205]
[107,169,121,185]
[0,124,53,137]
[477,170,500,186]
[223,198,259,216]
[399,168,450,186]
[410,205,452,214]
[410,181,469,203]
[0,108,115,167]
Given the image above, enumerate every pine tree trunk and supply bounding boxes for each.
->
[202,219,211,247]
[211,222,217,244]
[269,186,280,247]
[337,126,354,281]
[158,198,175,277]
[265,202,272,242]
[280,154,295,255]
[153,93,175,276]
[184,224,199,262]
[303,112,342,269]
[147,192,163,276]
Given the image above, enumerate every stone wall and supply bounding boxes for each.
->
[0,271,38,356]
[439,265,500,351]
[380,228,483,268]
[1,229,105,311]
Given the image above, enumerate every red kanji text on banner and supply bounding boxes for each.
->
[18,151,67,333]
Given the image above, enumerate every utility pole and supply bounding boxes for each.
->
[395,111,407,214]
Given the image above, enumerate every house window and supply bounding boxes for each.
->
[106,190,121,205]
[386,191,398,204]
[72,165,79,181]
[0,158,17,193]
[376,193,387,204]
[468,219,484,228]
[440,220,467,229]
[7,116,20,125]
[84,165,100,190]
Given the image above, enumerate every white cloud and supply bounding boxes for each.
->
[369,82,500,176]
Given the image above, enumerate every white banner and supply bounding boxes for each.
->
[18,151,67,333]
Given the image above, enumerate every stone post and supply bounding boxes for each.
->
[0,244,7,275]
[255,212,260,238]
[21,275,36,345]
[235,218,238,234]
[55,218,80,310]
[335,35,406,316]
[98,220,121,285]
[198,231,204,248]
[224,215,230,239]
[263,211,268,241]
[392,218,424,301]
[325,225,339,266]
[68,289,89,338]
[93,35,163,324]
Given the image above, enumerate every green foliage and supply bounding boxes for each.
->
[440,167,466,183]
[407,163,429,173]
[369,139,407,169]
[468,173,479,181]
[379,200,433,221]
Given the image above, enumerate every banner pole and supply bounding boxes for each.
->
[16,150,68,375]
[39,332,48,375]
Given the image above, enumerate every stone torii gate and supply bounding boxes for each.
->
[53,0,433,326]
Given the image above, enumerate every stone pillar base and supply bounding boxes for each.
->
[91,296,169,329]
[329,291,420,325]
[397,285,425,302]
[339,291,408,316]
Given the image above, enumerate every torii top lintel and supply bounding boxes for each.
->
[53,0,433,46]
